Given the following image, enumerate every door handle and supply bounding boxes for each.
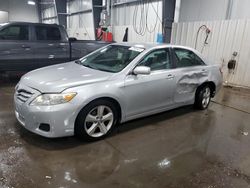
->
[48,55,55,59]
[21,45,30,49]
[59,43,67,46]
[166,74,174,79]
[57,44,67,49]
[201,69,208,73]
[201,69,208,72]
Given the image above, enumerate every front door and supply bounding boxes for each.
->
[0,24,37,71]
[124,48,175,118]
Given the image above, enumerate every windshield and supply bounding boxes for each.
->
[77,45,144,73]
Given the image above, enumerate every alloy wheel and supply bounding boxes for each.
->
[84,105,114,138]
[202,87,211,108]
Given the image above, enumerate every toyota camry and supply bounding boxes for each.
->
[14,43,222,141]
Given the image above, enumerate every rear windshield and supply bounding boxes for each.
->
[77,45,144,73]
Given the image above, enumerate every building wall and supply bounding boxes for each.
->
[40,0,95,40]
[40,0,163,42]
[178,0,228,22]
[0,0,39,23]
[67,0,95,40]
[0,11,8,23]
[171,20,250,88]
[41,6,58,24]
[230,0,250,20]
[173,0,250,88]
[111,0,163,42]
[178,0,250,22]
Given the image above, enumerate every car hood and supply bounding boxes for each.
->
[20,62,113,93]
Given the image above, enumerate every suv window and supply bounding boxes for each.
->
[35,26,61,41]
[138,49,171,71]
[0,25,29,40]
[174,48,205,68]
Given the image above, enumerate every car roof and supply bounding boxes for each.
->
[4,22,60,27]
[112,42,207,64]
[113,42,196,51]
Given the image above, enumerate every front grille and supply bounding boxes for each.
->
[16,89,33,103]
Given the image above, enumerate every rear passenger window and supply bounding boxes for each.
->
[0,25,29,40]
[174,48,205,68]
[35,26,61,41]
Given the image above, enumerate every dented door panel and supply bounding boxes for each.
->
[172,66,210,103]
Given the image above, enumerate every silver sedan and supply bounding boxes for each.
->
[14,43,222,141]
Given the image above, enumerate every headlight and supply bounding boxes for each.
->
[30,93,77,106]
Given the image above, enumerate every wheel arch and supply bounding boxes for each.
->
[75,96,123,125]
[96,97,122,123]
[196,81,216,98]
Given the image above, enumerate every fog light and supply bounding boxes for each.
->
[39,123,50,132]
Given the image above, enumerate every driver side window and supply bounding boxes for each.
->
[138,49,171,71]
[0,25,29,40]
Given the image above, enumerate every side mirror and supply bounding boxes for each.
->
[69,37,77,42]
[133,66,151,75]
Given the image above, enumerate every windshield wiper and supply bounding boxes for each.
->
[82,64,93,69]
[75,60,114,72]
[79,63,96,70]
[75,60,81,64]
[75,60,92,69]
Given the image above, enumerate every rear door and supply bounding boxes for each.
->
[33,25,70,68]
[171,48,209,103]
[0,24,37,71]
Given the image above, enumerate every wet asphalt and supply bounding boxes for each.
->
[1,77,250,188]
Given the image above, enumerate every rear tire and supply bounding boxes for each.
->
[75,99,118,141]
[194,85,211,110]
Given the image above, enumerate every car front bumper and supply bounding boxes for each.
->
[14,84,78,138]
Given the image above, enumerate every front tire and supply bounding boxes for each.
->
[194,86,211,110]
[75,99,118,141]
